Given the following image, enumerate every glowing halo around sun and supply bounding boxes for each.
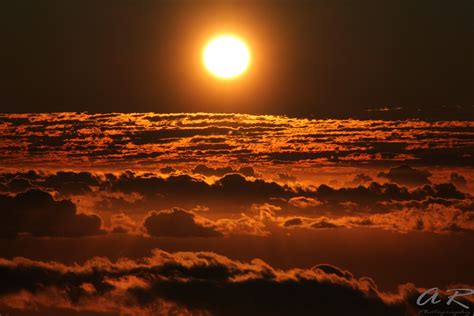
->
[202,35,251,79]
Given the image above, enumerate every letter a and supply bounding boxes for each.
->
[417,288,441,306]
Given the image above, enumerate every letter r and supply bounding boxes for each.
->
[446,288,474,310]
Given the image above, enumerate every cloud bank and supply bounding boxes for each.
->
[1,249,471,315]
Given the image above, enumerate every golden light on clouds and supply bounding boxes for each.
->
[202,35,251,79]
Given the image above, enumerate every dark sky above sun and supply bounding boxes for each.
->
[1,0,472,117]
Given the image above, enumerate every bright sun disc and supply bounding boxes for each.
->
[203,35,250,79]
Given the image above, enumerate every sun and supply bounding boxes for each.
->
[203,35,251,79]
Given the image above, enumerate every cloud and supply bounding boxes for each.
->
[310,218,344,230]
[313,264,354,279]
[298,204,474,234]
[1,170,470,224]
[142,207,269,237]
[0,171,100,196]
[192,164,256,177]
[347,173,373,186]
[0,176,36,193]
[0,190,103,238]
[104,172,290,212]
[277,173,297,183]
[308,182,467,214]
[364,205,474,234]
[288,196,320,208]
[215,214,269,236]
[2,113,473,168]
[378,165,432,187]
[41,171,101,195]
[450,172,468,189]
[1,249,470,315]
[109,213,138,234]
[143,208,222,238]
[159,166,176,174]
[282,217,303,227]
[260,198,474,234]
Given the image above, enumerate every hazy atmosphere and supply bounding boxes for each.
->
[0,1,473,315]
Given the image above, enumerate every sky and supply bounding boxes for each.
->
[0,1,473,315]
[1,0,473,117]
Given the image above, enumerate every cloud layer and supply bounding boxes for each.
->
[1,113,473,168]
[143,208,222,237]
[0,190,103,237]
[0,168,472,237]
[0,113,473,315]
[1,249,471,315]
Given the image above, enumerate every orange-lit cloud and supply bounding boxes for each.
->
[1,249,472,315]
[0,113,472,170]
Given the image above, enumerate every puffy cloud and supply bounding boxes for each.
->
[313,264,354,280]
[1,249,470,315]
[0,171,100,196]
[378,165,432,187]
[41,171,101,195]
[271,201,474,234]
[309,182,467,214]
[192,164,256,178]
[0,190,103,238]
[277,173,297,183]
[159,166,176,174]
[0,176,36,193]
[105,171,468,216]
[143,208,222,238]
[365,205,474,234]
[310,218,344,230]
[1,170,471,227]
[282,217,303,227]
[274,214,343,230]
[348,173,373,186]
[142,207,269,237]
[192,164,234,177]
[300,204,474,234]
[288,196,320,208]
[450,172,468,189]
[100,172,289,213]
[215,214,269,237]
[109,213,138,234]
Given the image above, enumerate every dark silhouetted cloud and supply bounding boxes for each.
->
[378,165,432,187]
[451,172,468,189]
[192,164,256,177]
[143,208,222,238]
[0,190,103,237]
[348,173,373,186]
[1,249,470,315]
